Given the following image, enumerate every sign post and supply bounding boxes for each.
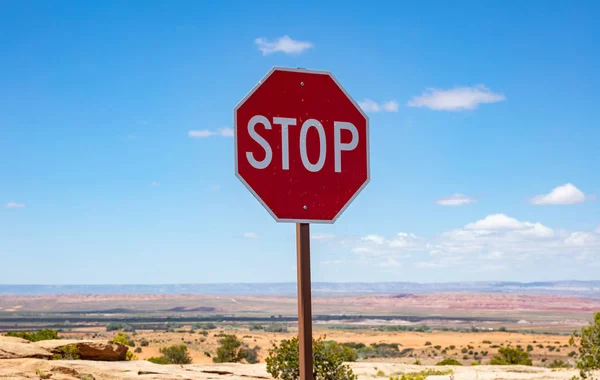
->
[234,67,369,380]
[296,223,313,380]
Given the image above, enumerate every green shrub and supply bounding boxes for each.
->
[134,347,142,353]
[140,338,149,347]
[376,370,385,376]
[52,345,80,360]
[570,311,600,379]
[240,346,261,364]
[436,358,462,366]
[482,340,492,344]
[461,348,468,354]
[213,335,243,363]
[568,351,577,358]
[112,332,134,347]
[490,347,532,366]
[434,345,441,350]
[147,356,170,365]
[499,327,507,332]
[266,336,357,380]
[548,359,570,369]
[526,344,533,352]
[6,329,59,342]
[424,342,432,346]
[160,345,192,364]
[264,325,289,333]
[449,345,456,350]
[390,369,452,380]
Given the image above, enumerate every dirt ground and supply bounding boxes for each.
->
[64,326,575,366]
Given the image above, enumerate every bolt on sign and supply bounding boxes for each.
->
[234,67,370,380]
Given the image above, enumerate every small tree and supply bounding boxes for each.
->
[490,347,532,366]
[160,345,192,364]
[213,335,244,363]
[570,311,600,379]
[266,336,356,380]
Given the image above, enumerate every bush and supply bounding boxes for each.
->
[482,340,492,344]
[240,346,260,364]
[266,336,357,380]
[147,356,170,365]
[434,345,441,350]
[461,348,468,354]
[213,335,244,363]
[390,369,452,380]
[490,347,532,366]
[449,345,456,350]
[140,338,149,347]
[135,347,142,353]
[424,342,432,346]
[112,332,134,347]
[526,344,533,352]
[570,311,600,379]
[6,329,59,342]
[548,359,570,369]
[499,327,507,332]
[160,345,192,364]
[52,345,80,360]
[436,358,462,366]
[264,325,289,333]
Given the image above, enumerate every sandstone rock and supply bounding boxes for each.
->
[33,340,128,361]
[0,336,53,359]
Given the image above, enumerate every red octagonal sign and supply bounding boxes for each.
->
[234,67,370,223]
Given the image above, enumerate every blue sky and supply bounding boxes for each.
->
[1,1,599,284]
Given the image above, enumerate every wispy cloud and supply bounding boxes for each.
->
[320,260,343,265]
[5,201,25,209]
[151,181,160,187]
[243,232,259,239]
[188,127,233,138]
[255,35,314,55]
[530,183,587,205]
[358,99,399,113]
[436,194,476,206]
[408,85,505,111]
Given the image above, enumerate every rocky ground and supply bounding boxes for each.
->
[0,359,592,380]
[1,336,596,380]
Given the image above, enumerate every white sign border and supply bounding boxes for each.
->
[234,66,370,224]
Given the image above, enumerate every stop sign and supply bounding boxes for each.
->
[234,67,369,223]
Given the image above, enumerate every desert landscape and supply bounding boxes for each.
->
[1,286,599,379]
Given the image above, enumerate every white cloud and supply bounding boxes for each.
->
[465,214,527,230]
[596,225,600,234]
[358,99,399,113]
[210,185,221,192]
[530,183,586,205]
[5,201,25,209]
[341,213,600,270]
[243,232,259,239]
[151,181,160,187]
[565,232,599,246]
[311,233,335,240]
[188,127,233,138]
[436,194,476,206]
[255,35,313,55]
[408,85,505,111]
[362,234,386,244]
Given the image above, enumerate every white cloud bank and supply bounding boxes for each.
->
[188,128,233,138]
[337,214,599,270]
[530,183,587,205]
[358,99,399,113]
[436,194,476,206]
[408,85,505,111]
[255,36,314,55]
[5,201,25,209]
[243,232,259,239]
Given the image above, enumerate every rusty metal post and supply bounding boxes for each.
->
[296,223,313,380]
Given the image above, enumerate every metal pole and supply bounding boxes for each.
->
[296,223,313,380]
